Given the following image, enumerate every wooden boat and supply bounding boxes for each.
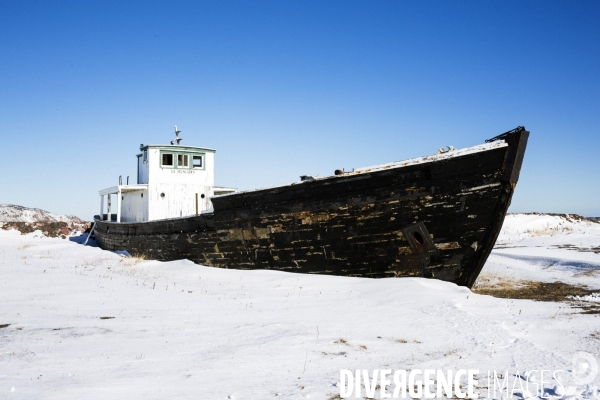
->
[94,126,529,288]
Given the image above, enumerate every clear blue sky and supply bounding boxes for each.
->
[1,1,599,219]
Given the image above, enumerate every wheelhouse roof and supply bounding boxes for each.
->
[139,144,216,153]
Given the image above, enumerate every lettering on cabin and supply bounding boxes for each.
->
[170,170,196,174]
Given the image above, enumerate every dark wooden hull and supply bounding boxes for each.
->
[94,129,529,288]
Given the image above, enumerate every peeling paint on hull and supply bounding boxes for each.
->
[94,129,529,288]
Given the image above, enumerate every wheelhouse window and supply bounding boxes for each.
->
[162,153,174,167]
[193,155,203,168]
[178,154,189,168]
[143,150,147,162]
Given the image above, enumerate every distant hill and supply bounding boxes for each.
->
[507,212,600,224]
[500,212,600,242]
[0,204,90,238]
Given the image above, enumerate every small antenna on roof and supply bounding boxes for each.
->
[171,125,183,145]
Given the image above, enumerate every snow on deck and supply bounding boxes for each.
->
[214,140,508,198]
[1,213,599,399]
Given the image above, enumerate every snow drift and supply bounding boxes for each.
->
[0,212,599,399]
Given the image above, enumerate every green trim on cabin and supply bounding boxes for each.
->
[159,150,206,170]
[140,144,216,153]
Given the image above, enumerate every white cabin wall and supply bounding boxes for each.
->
[120,189,148,222]
[205,152,215,187]
[147,149,160,185]
[148,184,212,220]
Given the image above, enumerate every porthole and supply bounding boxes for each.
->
[201,194,205,199]
[161,193,165,198]
[401,222,435,255]
[413,231,424,245]
[141,193,143,198]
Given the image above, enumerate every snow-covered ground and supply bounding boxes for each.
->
[485,214,600,290]
[1,214,599,399]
